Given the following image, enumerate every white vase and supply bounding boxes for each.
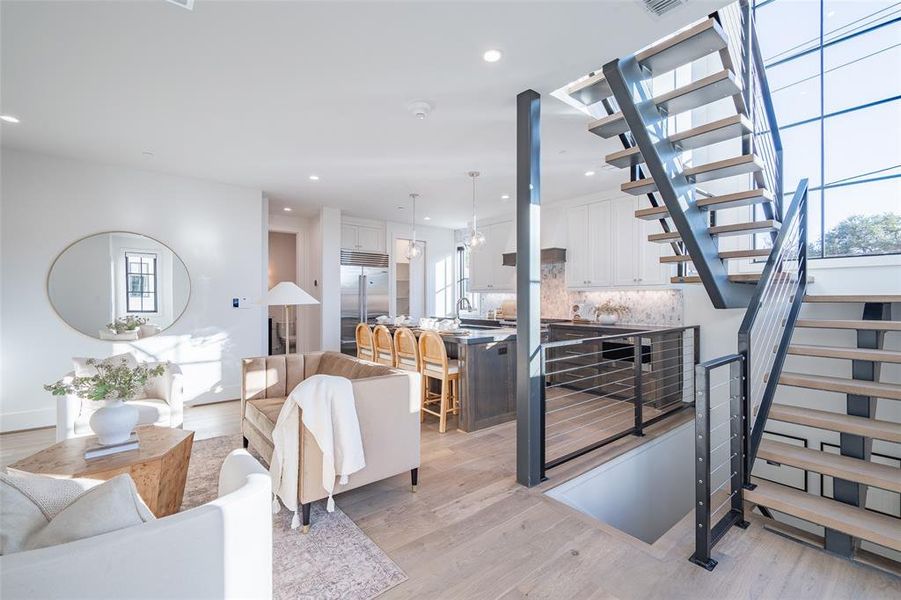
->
[597,313,618,325]
[89,399,139,446]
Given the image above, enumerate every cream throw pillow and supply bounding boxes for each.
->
[72,352,139,377]
[0,471,100,554]
[24,474,156,551]
[0,470,155,555]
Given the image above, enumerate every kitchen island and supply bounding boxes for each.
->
[382,324,520,432]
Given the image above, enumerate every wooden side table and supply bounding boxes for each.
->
[10,425,194,518]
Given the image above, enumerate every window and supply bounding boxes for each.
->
[754,0,901,258]
[125,252,158,313]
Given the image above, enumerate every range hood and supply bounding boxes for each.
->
[501,248,566,267]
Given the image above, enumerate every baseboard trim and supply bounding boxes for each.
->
[0,408,55,434]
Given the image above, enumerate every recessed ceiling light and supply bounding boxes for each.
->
[309,175,320,181]
[423,216,431,221]
[482,49,502,63]
[0,114,20,123]
[501,194,510,200]
[283,207,292,212]
[584,170,596,177]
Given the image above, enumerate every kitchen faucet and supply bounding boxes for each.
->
[456,296,473,317]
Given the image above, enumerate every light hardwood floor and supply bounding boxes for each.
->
[3,401,898,598]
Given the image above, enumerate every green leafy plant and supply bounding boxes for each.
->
[107,315,149,334]
[44,358,165,402]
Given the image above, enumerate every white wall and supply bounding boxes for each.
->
[0,149,266,431]
[318,207,342,351]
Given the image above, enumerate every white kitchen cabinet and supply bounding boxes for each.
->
[469,221,516,292]
[566,201,612,288]
[566,197,670,290]
[341,223,385,252]
[565,205,590,288]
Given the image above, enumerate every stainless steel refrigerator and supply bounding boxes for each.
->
[340,251,389,355]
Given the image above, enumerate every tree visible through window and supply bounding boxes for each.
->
[126,252,158,313]
[754,0,901,258]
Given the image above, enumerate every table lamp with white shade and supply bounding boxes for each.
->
[265,281,319,355]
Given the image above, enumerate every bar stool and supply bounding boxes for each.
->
[418,331,460,433]
[355,323,375,362]
[394,327,421,372]
[372,325,396,367]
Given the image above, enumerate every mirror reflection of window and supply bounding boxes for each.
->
[125,252,158,313]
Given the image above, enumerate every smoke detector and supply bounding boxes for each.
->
[407,100,433,120]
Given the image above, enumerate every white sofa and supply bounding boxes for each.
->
[0,449,272,600]
[56,361,184,442]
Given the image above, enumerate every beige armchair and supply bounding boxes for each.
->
[241,351,421,530]
[56,361,184,442]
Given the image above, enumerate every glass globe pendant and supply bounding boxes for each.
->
[463,171,485,249]
[405,193,423,260]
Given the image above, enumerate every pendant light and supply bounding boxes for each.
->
[404,193,423,260]
[462,171,486,249]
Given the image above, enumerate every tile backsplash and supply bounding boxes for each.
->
[478,262,683,326]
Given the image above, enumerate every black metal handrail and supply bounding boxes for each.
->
[738,178,809,475]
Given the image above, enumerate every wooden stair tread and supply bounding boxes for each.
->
[788,344,901,363]
[778,371,901,401]
[795,319,901,331]
[634,188,772,220]
[745,481,901,552]
[648,220,779,243]
[623,155,764,196]
[671,274,763,284]
[606,115,751,168]
[758,439,901,493]
[588,70,740,139]
[768,404,901,443]
[804,294,901,304]
[659,248,770,264]
[566,71,611,107]
[635,18,727,74]
[710,219,780,237]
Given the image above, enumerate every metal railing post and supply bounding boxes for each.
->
[633,335,644,436]
[690,363,715,570]
[730,357,750,527]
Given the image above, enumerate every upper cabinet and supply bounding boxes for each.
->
[469,221,516,292]
[566,198,670,290]
[341,223,386,253]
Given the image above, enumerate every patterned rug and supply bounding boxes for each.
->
[181,434,407,599]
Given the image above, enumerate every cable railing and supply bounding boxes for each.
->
[691,178,808,569]
[717,0,784,219]
[540,326,699,474]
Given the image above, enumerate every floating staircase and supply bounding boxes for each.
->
[749,294,901,564]
[561,0,900,572]
[562,3,788,310]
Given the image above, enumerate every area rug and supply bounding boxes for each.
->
[181,434,407,599]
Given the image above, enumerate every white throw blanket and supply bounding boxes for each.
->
[269,374,366,528]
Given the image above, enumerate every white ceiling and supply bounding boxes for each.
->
[1,0,724,229]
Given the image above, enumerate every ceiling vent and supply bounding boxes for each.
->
[165,0,195,10]
[638,0,685,17]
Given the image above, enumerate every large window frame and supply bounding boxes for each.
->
[754,0,901,260]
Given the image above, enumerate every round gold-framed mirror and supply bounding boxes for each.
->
[47,231,191,340]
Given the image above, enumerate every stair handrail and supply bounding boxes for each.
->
[716,0,784,220]
[737,178,809,481]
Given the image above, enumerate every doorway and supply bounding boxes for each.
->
[395,238,426,319]
[268,231,296,355]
